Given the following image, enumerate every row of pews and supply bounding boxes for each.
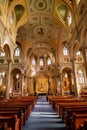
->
[47,95,87,130]
[0,96,37,130]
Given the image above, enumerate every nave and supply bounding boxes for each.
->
[24,96,66,130]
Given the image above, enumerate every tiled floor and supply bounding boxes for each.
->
[23,96,66,130]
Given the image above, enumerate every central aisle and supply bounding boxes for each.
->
[24,96,66,130]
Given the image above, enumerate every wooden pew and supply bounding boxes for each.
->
[65,108,87,130]
[0,115,19,130]
[0,106,28,126]
[51,98,86,110]
[83,120,87,130]
[55,102,87,119]
[0,122,11,130]
[0,106,26,122]
[47,95,87,130]
[47,95,75,105]
[0,96,37,124]
[10,96,37,105]
[0,111,23,130]
[53,99,87,130]
[71,113,87,130]
[0,96,37,130]
[77,124,84,130]
[0,99,34,119]
[77,120,87,130]
[3,98,35,114]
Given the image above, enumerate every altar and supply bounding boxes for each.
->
[36,76,48,94]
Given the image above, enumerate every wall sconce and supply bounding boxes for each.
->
[2,71,5,77]
[16,74,19,79]
[65,73,68,78]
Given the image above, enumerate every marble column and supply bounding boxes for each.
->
[72,59,78,95]
[37,57,40,71]
[21,73,24,96]
[59,73,62,95]
[5,59,12,99]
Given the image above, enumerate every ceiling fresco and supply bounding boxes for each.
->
[17,0,69,50]
[0,0,83,56]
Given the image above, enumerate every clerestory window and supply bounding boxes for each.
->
[14,47,20,56]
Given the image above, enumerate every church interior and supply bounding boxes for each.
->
[0,0,87,130]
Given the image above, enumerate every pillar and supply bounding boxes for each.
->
[72,59,78,95]
[37,57,40,71]
[59,73,62,95]
[5,59,12,99]
[21,73,24,96]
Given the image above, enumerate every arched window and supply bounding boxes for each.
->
[40,58,44,67]
[0,76,2,86]
[32,58,36,65]
[0,52,5,57]
[47,57,51,65]
[76,51,80,55]
[63,47,68,55]
[78,70,85,84]
[0,72,5,86]
[14,47,20,56]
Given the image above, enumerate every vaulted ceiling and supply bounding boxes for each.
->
[16,0,74,52]
[0,0,85,56]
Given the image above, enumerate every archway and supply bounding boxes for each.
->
[0,44,11,98]
[62,67,72,95]
[11,68,22,96]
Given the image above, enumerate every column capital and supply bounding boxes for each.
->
[7,58,13,63]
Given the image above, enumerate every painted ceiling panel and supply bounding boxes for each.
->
[26,0,55,15]
[57,4,67,21]
[14,5,25,22]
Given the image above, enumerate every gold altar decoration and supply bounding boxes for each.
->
[36,76,48,94]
